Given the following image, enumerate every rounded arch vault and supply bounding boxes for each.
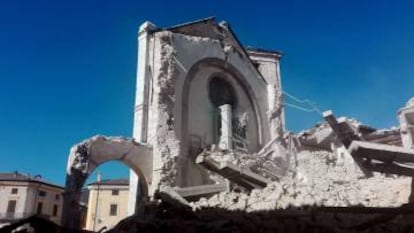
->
[61,135,152,229]
[181,58,264,151]
[177,57,266,186]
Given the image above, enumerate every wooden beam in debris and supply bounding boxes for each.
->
[323,110,360,148]
[349,140,414,176]
[325,110,414,177]
[349,141,414,164]
[323,110,373,176]
[196,154,270,190]
[364,162,414,177]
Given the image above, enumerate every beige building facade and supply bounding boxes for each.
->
[85,179,129,231]
[0,172,63,228]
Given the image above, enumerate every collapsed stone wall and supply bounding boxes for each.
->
[191,150,411,211]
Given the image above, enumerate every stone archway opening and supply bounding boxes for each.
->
[61,136,152,230]
[82,161,133,231]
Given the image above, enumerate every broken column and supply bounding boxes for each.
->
[218,104,233,150]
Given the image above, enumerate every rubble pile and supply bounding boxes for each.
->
[191,150,411,211]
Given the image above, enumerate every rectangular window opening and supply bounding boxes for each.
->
[52,205,58,217]
[111,190,119,196]
[38,190,46,197]
[109,204,118,216]
[7,200,17,214]
[11,188,18,194]
[37,202,43,215]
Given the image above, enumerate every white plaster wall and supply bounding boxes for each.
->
[0,184,29,217]
[0,182,63,225]
[24,185,37,214]
[187,67,216,147]
[145,36,157,145]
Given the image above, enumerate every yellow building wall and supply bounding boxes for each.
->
[85,185,129,231]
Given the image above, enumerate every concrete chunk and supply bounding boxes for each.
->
[174,183,228,199]
[196,154,270,190]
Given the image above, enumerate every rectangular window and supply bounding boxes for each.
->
[38,190,46,197]
[11,188,18,194]
[55,194,60,200]
[52,205,58,217]
[109,204,118,216]
[7,200,17,214]
[111,190,119,196]
[37,202,43,215]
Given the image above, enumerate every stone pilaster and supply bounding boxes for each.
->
[129,21,156,215]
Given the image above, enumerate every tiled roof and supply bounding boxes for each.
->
[88,178,129,186]
[0,172,29,181]
[0,172,63,189]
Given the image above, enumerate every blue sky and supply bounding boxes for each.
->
[1,0,414,185]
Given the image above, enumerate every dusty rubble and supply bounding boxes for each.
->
[191,149,411,211]
[190,109,412,211]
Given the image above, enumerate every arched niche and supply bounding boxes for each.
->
[178,58,264,186]
[61,135,152,229]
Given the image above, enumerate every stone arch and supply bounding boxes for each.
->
[181,58,263,152]
[61,135,152,229]
[178,58,264,186]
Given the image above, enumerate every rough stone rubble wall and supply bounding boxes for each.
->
[191,150,411,211]
[149,28,274,189]
[149,31,181,191]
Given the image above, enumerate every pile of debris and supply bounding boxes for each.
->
[297,118,401,151]
[181,101,414,212]
[191,149,411,211]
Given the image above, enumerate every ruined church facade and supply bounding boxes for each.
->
[61,18,286,228]
[130,18,285,208]
[62,18,414,230]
